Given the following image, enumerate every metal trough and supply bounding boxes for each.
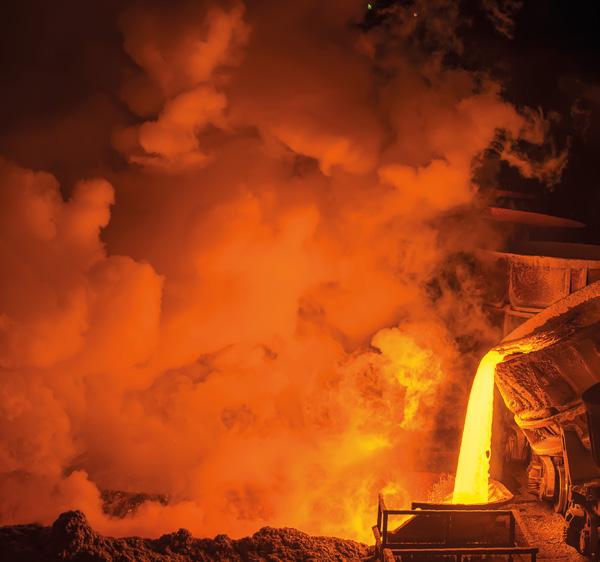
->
[373,493,538,561]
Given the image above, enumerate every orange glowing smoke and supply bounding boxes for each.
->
[452,350,503,504]
[0,0,564,544]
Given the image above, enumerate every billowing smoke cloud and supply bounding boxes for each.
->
[0,0,560,541]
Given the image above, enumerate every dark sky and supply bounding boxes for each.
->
[0,0,599,239]
[461,1,600,241]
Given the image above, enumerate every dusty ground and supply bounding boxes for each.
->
[501,460,587,561]
[0,467,590,561]
[509,495,587,561]
[0,499,588,561]
[0,510,374,562]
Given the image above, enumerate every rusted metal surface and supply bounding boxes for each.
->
[493,282,600,558]
[478,242,600,336]
[488,208,586,229]
[495,281,600,430]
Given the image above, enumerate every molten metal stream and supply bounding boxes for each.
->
[452,350,504,504]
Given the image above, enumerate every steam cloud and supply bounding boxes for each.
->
[0,0,560,541]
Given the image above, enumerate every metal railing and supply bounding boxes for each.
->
[373,494,538,561]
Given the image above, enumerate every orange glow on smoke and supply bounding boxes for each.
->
[452,350,503,504]
[0,0,560,544]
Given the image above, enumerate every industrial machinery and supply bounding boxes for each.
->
[374,205,600,558]
[494,281,600,557]
[373,281,600,560]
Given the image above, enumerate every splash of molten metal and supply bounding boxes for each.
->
[452,350,504,504]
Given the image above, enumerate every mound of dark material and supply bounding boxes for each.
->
[0,510,373,561]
